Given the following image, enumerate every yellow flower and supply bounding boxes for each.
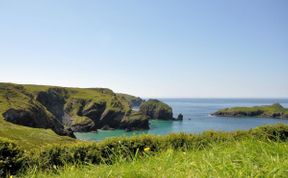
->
[10,176,13,178]
[144,147,151,152]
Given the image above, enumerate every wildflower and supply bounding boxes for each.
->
[10,176,13,178]
[144,147,151,152]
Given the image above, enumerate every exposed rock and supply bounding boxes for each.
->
[3,107,53,128]
[140,99,173,120]
[174,113,183,121]
[36,88,66,120]
[0,83,176,137]
[81,102,106,121]
[70,117,95,132]
[2,106,75,138]
[98,109,125,129]
[120,112,149,131]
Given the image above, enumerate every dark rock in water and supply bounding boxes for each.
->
[174,113,183,121]
[139,99,173,120]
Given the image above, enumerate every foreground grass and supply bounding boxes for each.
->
[24,138,288,178]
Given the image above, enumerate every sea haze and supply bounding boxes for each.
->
[75,98,288,141]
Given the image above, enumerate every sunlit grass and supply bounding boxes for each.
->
[23,138,288,178]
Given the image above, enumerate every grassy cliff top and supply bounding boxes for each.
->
[140,99,172,111]
[0,82,132,149]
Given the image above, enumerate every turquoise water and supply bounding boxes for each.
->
[75,99,288,141]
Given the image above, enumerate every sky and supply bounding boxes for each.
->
[0,0,287,98]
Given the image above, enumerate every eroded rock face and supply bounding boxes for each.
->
[36,88,66,119]
[120,112,149,131]
[3,107,52,128]
[2,107,75,138]
[81,102,106,121]
[140,99,173,120]
[98,109,125,129]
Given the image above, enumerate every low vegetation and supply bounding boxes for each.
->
[1,124,288,177]
[213,103,288,119]
[24,138,288,178]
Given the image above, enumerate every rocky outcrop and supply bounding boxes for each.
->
[36,88,67,119]
[173,113,184,121]
[120,111,149,131]
[212,103,288,119]
[0,83,177,137]
[2,106,75,138]
[139,99,173,120]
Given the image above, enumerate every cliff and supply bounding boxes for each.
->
[0,83,150,137]
[139,99,173,120]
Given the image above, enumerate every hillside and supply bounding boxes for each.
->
[213,103,288,119]
[0,83,153,135]
[0,83,177,148]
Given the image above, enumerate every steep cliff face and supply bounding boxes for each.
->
[0,83,151,137]
[120,111,149,131]
[0,84,74,137]
[139,99,173,120]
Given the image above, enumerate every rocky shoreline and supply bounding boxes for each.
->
[0,83,183,138]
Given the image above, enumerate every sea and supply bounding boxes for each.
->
[75,98,288,141]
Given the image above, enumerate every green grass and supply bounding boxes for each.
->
[0,122,77,150]
[1,124,288,177]
[0,83,133,149]
[214,103,288,118]
[23,138,288,178]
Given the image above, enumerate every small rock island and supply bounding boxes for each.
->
[212,103,288,119]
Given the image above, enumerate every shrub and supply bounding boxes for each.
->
[2,124,288,176]
[0,138,26,177]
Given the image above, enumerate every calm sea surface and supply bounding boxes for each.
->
[75,99,288,141]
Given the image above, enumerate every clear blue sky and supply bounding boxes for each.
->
[0,0,287,98]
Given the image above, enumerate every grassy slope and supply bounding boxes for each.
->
[24,138,288,178]
[0,83,75,149]
[0,83,131,149]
